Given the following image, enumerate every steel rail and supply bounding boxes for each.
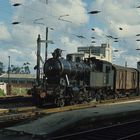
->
[49,120,140,140]
[0,96,33,108]
[0,93,140,109]
[118,131,140,140]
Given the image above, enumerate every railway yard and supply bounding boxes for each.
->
[0,96,140,139]
[0,13,139,140]
[1,0,140,139]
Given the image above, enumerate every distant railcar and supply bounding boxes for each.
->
[112,65,139,96]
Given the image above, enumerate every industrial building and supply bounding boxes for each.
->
[0,73,35,88]
[67,43,112,63]
[78,43,112,62]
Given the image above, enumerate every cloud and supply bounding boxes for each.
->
[11,24,42,46]
[91,0,140,36]
[48,0,88,26]
[91,0,140,68]
[2,0,89,73]
[60,36,82,54]
[9,0,26,5]
[1,0,139,73]
[11,0,89,27]
[9,48,22,54]
[0,23,11,41]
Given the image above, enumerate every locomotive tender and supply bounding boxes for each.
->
[32,48,140,107]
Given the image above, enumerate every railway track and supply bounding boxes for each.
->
[49,119,140,140]
[0,96,33,108]
[0,95,140,117]
[0,93,139,109]
[0,97,140,139]
[0,95,139,129]
[0,96,139,129]
[0,106,38,128]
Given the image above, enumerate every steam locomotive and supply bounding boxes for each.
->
[32,48,140,107]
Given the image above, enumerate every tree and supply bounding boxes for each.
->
[23,62,30,74]
[0,62,4,74]
[10,62,31,74]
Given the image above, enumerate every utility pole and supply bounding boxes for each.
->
[45,27,48,60]
[8,56,11,95]
[45,0,48,61]
[89,46,91,58]
[125,61,127,67]
[37,34,41,85]
[36,34,53,85]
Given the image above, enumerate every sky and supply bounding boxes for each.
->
[0,0,140,73]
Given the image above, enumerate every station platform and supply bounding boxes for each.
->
[5,99,140,137]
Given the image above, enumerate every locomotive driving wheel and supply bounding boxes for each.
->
[55,98,65,107]
[54,87,65,107]
[86,91,92,102]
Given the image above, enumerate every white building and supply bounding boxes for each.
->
[77,44,112,62]
[0,82,7,95]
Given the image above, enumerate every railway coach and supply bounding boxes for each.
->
[112,65,140,97]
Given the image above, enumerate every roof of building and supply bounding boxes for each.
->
[0,73,36,79]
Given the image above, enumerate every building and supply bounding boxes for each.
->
[0,73,36,88]
[0,82,7,95]
[0,73,36,95]
[77,43,112,62]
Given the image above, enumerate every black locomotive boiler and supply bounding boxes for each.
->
[32,48,140,107]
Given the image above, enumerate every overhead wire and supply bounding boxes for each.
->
[2,1,138,50]
[18,2,92,44]
[1,0,140,65]
[38,0,90,15]
[0,0,91,32]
